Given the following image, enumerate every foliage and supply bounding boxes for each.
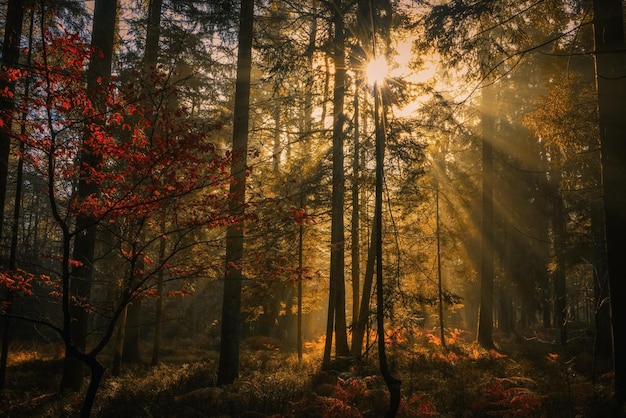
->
[0,18,231,309]
[0,329,618,417]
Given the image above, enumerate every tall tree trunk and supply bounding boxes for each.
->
[550,166,568,346]
[121,0,163,369]
[217,0,254,386]
[0,6,32,390]
[0,0,24,251]
[592,0,626,409]
[436,181,446,348]
[477,84,495,349]
[351,92,373,358]
[61,0,118,392]
[373,78,401,418]
[351,86,361,333]
[297,213,304,361]
[324,0,349,366]
[152,224,166,366]
[330,0,349,357]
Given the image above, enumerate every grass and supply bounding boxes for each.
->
[0,327,619,417]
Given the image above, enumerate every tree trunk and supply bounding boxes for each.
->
[122,298,142,363]
[592,0,626,409]
[0,5,32,390]
[152,226,166,366]
[499,224,513,335]
[373,78,401,418]
[436,182,446,348]
[0,5,24,384]
[142,0,165,368]
[351,86,361,333]
[322,288,336,368]
[477,84,495,349]
[0,0,24,249]
[111,306,128,377]
[217,0,254,386]
[297,218,304,362]
[80,357,105,418]
[591,200,612,361]
[351,219,376,357]
[61,0,118,392]
[328,0,350,359]
[546,155,568,346]
[296,12,316,363]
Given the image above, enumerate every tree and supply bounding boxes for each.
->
[592,0,626,409]
[60,0,118,392]
[0,0,28,389]
[0,0,24,254]
[323,0,350,367]
[217,0,254,386]
[121,0,165,367]
[477,82,495,349]
[145,0,165,366]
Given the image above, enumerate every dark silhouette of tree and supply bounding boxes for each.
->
[323,0,350,368]
[0,0,24,254]
[0,0,28,390]
[217,0,254,386]
[592,0,626,410]
[477,82,495,349]
[60,0,118,393]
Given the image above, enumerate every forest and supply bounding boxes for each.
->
[0,0,625,417]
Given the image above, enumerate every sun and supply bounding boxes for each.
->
[366,56,388,85]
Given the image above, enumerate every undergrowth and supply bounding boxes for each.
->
[0,328,619,417]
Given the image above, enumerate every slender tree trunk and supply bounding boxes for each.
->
[111,306,128,377]
[550,170,568,346]
[0,3,24,382]
[373,80,401,418]
[61,0,118,392]
[296,12,316,363]
[297,216,303,362]
[322,288,336,368]
[217,0,254,386]
[499,224,513,335]
[272,100,281,172]
[477,84,495,349]
[436,182,446,348]
[330,0,349,357]
[591,200,612,361]
[351,95,373,358]
[592,0,626,409]
[351,220,376,357]
[0,7,33,389]
[152,224,166,366]
[120,0,164,367]
[325,0,349,364]
[351,86,361,333]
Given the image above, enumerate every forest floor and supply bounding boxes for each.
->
[0,326,620,417]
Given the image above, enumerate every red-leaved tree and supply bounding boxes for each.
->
[0,21,232,417]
